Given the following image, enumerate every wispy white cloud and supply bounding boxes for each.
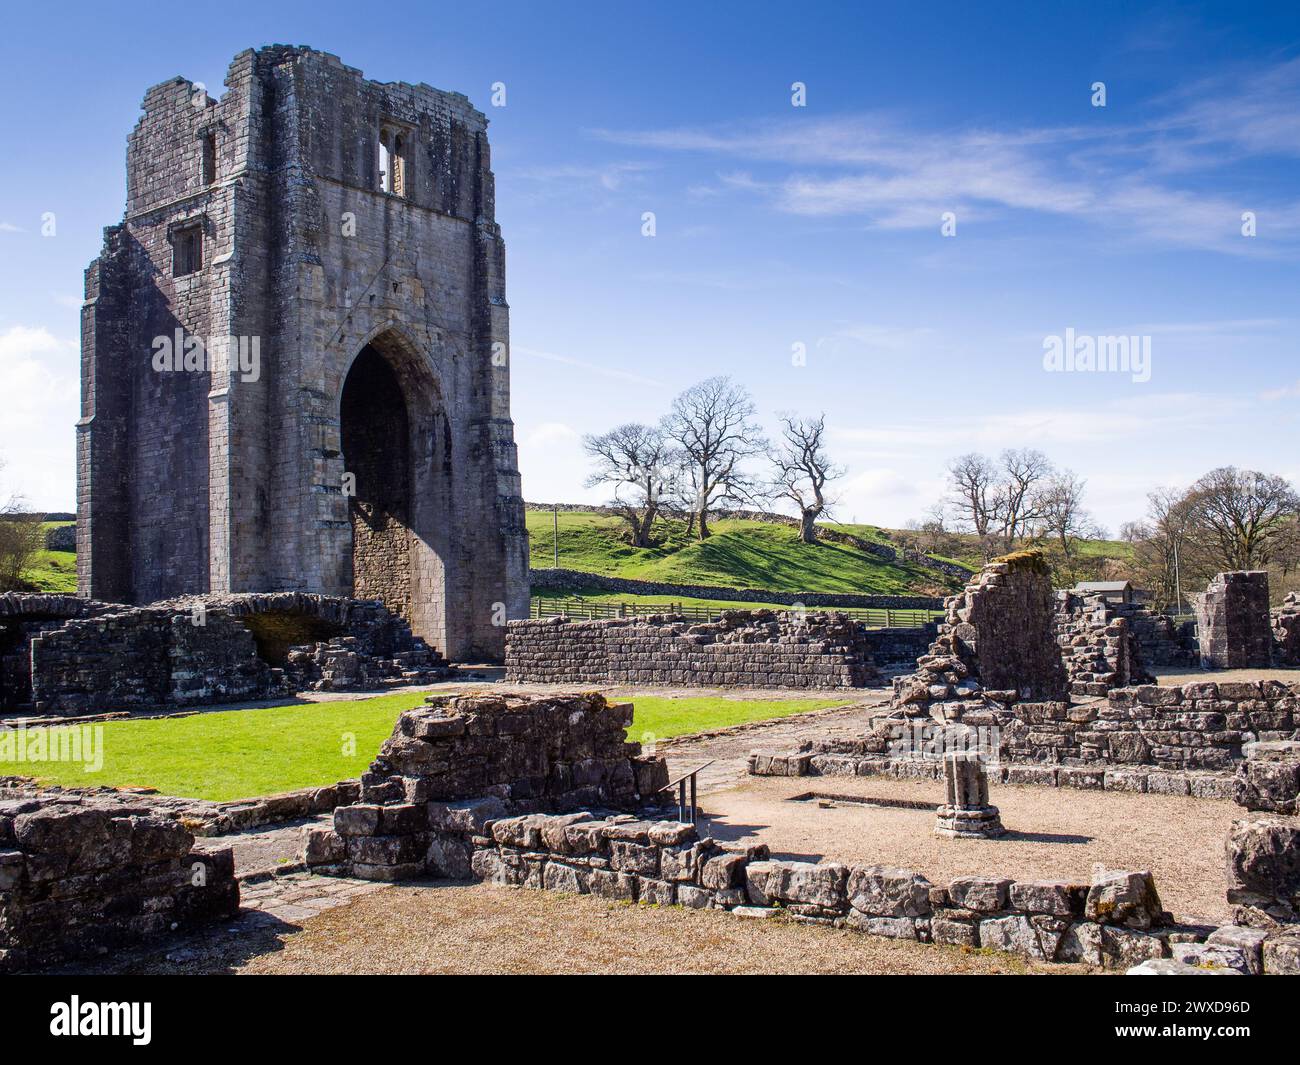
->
[513,344,667,388]
[590,60,1300,253]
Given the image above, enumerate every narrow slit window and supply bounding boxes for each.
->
[173,225,203,277]
[201,132,217,185]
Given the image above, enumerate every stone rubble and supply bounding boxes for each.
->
[0,793,238,972]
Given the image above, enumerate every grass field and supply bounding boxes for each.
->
[6,692,850,801]
[18,521,77,592]
[528,511,964,595]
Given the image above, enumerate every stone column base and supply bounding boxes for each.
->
[935,804,1005,839]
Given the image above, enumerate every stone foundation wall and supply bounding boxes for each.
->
[30,607,279,714]
[307,798,1229,968]
[4,591,451,714]
[756,680,1299,786]
[1196,571,1272,669]
[0,794,238,972]
[304,692,670,880]
[0,594,114,710]
[505,610,880,689]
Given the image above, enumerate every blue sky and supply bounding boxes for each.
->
[1,1,1298,532]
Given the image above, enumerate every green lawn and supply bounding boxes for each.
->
[11,692,429,802]
[8,692,849,802]
[22,549,77,592]
[16,521,77,592]
[528,510,964,595]
[624,696,853,747]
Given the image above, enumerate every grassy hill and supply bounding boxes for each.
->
[18,514,1133,601]
[527,511,968,597]
[13,521,77,593]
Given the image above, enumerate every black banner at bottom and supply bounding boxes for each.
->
[0,971,1291,1051]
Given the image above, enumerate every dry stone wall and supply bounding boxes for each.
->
[505,610,880,689]
[528,567,947,610]
[0,793,238,972]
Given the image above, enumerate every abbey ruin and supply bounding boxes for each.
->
[77,46,528,661]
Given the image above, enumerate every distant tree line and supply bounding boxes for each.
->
[1120,468,1300,611]
[910,450,1300,606]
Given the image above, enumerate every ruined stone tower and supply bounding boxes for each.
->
[78,46,529,660]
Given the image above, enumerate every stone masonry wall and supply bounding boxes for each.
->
[892,551,1068,719]
[505,610,880,689]
[297,694,1238,968]
[757,679,1299,789]
[0,793,238,972]
[1054,592,1153,698]
[1272,593,1300,666]
[303,692,669,881]
[8,592,449,714]
[1196,571,1273,669]
[309,796,1215,968]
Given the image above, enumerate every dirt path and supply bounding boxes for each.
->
[74,880,1088,976]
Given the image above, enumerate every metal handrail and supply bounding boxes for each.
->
[658,760,714,824]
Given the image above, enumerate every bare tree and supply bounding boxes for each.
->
[946,453,1001,557]
[663,376,767,540]
[0,460,46,592]
[1183,466,1300,571]
[1037,469,1100,559]
[769,413,843,544]
[582,423,678,548]
[1124,487,1200,612]
[996,447,1054,551]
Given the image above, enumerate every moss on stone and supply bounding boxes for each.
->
[992,548,1051,576]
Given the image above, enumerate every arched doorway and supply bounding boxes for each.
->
[340,344,412,619]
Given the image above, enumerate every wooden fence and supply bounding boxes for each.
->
[528,596,942,629]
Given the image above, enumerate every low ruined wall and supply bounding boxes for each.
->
[1054,592,1152,698]
[528,567,946,610]
[307,800,1212,968]
[1273,593,1300,667]
[304,692,669,879]
[1004,681,1297,772]
[5,592,450,714]
[755,679,1299,790]
[30,607,280,714]
[505,610,880,689]
[0,794,238,972]
[893,552,1068,717]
